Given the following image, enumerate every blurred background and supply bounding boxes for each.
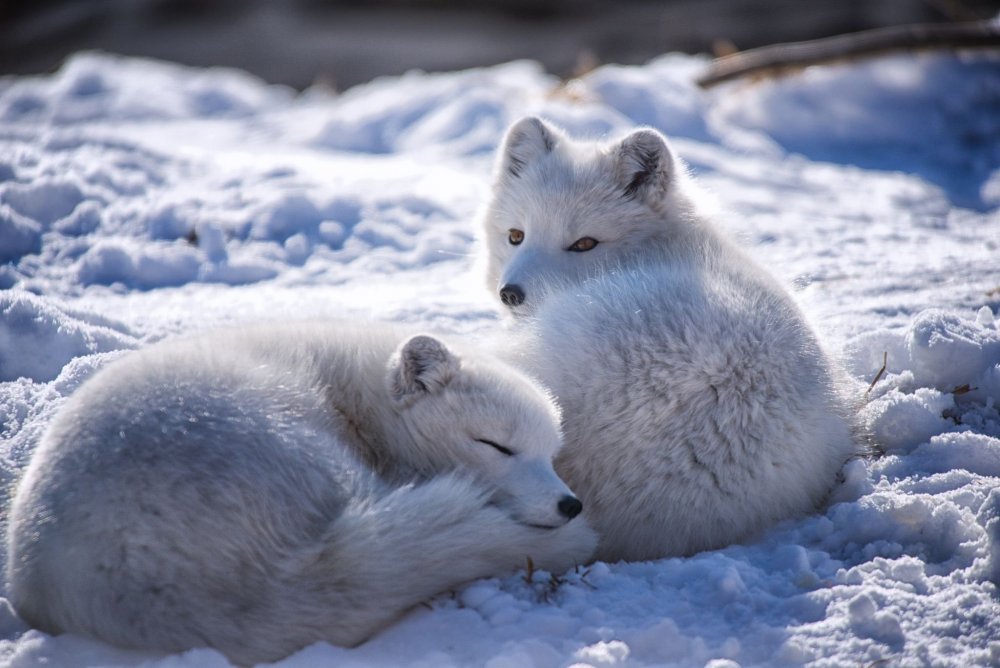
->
[2,0,999,90]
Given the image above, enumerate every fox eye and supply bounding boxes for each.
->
[476,438,515,457]
[568,237,598,252]
[508,229,524,245]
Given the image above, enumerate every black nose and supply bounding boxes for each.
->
[557,495,583,520]
[499,284,525,307]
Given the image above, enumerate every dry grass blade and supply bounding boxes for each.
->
[523,556,536,585]
[866,351,888,397]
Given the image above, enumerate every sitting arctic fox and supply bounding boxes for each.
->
[479,117,858,562]
[6,323,595,665]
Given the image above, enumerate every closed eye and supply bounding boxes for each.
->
[475,438,515,457]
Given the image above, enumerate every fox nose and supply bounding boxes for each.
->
[499,284,525,307]
[557,495,583,520]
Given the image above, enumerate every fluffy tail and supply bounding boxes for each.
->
[283,474,596,651]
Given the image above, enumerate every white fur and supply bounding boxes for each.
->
[480,117,861,562]
[6,322,596,665]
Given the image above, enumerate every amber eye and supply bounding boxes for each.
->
[508,229,525,245]
[568,237,598,252]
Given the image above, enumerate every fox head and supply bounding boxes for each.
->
[387,334,584,530]
[480,117,699,315]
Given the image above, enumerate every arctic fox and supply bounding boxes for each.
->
[479,117,858,562]
[6,323,596,665]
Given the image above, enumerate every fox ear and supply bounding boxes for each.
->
[499,116,559,178]
[388,335,460,407]
[615,128,673,202]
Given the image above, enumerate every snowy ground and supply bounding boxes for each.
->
[1,47,999,667]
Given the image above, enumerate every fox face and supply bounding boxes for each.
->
[480,117,694,315]
[387,333,583,530]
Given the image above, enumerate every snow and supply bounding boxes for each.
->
[2,48,999,667]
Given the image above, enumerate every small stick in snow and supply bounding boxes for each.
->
[523,556,536,584]
[866,352,888,398]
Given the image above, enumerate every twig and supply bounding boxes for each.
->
[866,352,888,397]
[523,556,536,585]
[697,20,1000,88]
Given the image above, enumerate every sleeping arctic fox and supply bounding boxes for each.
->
[6,323,596,665]
[480,117,858,562]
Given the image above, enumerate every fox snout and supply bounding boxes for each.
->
[490,487,584,528]
[557,495,583,520]
[526,493,583,528]
[499,284,525,307]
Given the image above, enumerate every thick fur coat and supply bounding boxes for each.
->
[6,323,595,664]
[480,117,859,562]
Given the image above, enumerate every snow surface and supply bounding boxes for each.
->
[2,49,1000,667]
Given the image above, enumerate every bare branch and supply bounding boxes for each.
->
[698,21,1000,89]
